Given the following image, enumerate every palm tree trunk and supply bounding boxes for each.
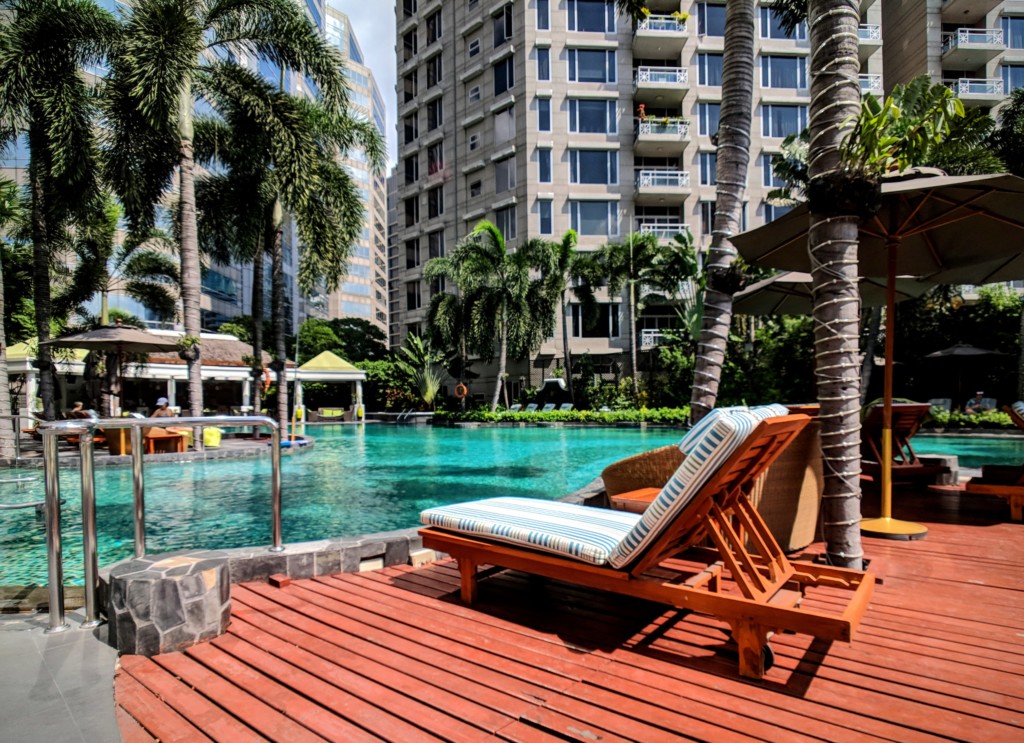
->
[0,255,16,459]
[628,280,638,398]
[177,93,203,421]
[250,241,265,412]
[28,130,55,421]
[690,0,755,423]
[808,0,864,569]
[267,199,288,427]
[561,292,574,400]
[491,308,507,412]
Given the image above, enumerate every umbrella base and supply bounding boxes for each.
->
[860,516,928,540]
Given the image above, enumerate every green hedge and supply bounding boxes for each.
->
[922,409,1015,430]
[433,407,691,426]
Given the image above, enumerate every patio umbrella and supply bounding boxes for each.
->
[733,172,1024,540]
[41,323,180,414]
[733,271,933,316]
[924,344,1010,407]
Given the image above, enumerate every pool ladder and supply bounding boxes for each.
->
[35,415,284,634]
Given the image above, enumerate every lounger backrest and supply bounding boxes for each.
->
[542,403,555,412]
[608,409,761,569]
[559,403,573,411]
[677,404,787,454]
[1010,401,1024,430]
[525,403,538,412]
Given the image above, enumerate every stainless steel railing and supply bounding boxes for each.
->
[36,415,283,634]
[0,412,49,461]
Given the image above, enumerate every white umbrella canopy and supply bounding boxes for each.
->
[733,271,933,316]
[733,172,1024,540]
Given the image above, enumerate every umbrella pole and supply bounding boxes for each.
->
[862,239,928,540]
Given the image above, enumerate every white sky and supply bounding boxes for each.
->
[331,1,398,167]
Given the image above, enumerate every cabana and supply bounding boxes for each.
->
[294,351,366,420]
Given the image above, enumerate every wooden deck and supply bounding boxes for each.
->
[115,487,1024,742]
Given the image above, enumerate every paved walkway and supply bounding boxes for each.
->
[0,609,120,742]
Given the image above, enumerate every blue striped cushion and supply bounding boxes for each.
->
[749,403,790,420]
[608,409,760,569]
[420,496,641,565]
[1012,401,1024,420]
[678,406,746,454]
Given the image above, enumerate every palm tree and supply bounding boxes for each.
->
[0,0,119,419]
[105,0,350,419]
[425,221,554,412]
[0,176,24,457]
[395,334,446,409]
[194,62,382,425]
[426,290,473,409]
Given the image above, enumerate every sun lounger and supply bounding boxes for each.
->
[317,408,347,421]
[524,403,538,413]
[860,402,948,484]
[927,398,951,413]
[420,408,874,679]
[541,403,555,412]
[558,403,573,411]
[962,401,1024,520]
[508,404,522,412]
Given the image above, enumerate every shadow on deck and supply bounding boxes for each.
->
[114,485,1024,741]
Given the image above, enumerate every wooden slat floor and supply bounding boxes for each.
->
[115,487,1024,742]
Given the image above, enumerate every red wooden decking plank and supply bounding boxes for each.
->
[514,706,641,743]
[229,596,531,725]
[115,706,158,743]
[115,666,216,743]
[493,719,582,743]
[185,640,388,743]
[221,618,494,741]
[119,654,265,743]
[234,582,561,703]
[152,651,326,742]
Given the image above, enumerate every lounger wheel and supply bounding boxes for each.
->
[762,644,775,671]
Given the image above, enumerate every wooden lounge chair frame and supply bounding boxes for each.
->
[963,404,1024,520]
[861,403,948,483]
[421,415,875,679]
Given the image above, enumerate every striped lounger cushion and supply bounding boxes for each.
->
[420,497,641,565]
[607,409,761,569]
[677,403,788,454]
[1012,401,1024,419]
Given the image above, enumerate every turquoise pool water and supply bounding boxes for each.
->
[0,425,682,586]
[912,435,1024,469]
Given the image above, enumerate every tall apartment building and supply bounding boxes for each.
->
[390,0,885,395]
[324,2,391,334]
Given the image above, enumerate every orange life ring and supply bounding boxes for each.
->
[263,367,271,392]
[454,383,468,399]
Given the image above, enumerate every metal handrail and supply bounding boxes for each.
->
[0,412,52,461]
[37,415,282,634]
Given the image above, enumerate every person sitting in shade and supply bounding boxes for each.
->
[68,401,89,419]
[965,391,991,415]
[152,397,175,418]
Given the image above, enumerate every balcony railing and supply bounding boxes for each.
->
[634,66,688,86]
[858,24,881,41]
[944,77,1004,96]
[637,222,689,240]
[942,27,1004,54]
[636,15,687,33]
[635,169,690,189]
[636,117,690,138]
[640,329,669,350]
[859,74,882,92]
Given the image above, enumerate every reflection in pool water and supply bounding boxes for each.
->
[0,425,682,585]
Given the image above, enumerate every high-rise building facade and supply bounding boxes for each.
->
[390,0,884,395]
[324,2,391,334]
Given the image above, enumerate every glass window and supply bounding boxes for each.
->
[1004,17,1024,49]
[468,179,482,197]
[404,155,419,185]
[468,38,480,58]
[700,201,716,236]
[494,57,515,95]
[567,0,616,33]
[537,0,550,30]
[495,155,517,193]
[761,153,785,188]
[572,303,619,338]
[405,238,420,269]
[539,198,553,234]
[406,281,421,310]
[427,98,443,131]
[493,4,513,46]
[428,230,445,258]
[698,53,724,86]
[569,49,616,83]
[468,85,481,103]
[403,70,417,102]
[494,104,516,143]
[403,30,418,62]
[570,200,618,235]
[537,47,550,81]
[765,203,793,223]
[1004,64,1024,92]
[403,0,417,19]
[761,55,806,89]
[699,152,717,186]
[427,141,444,175]
[495,205,517,239]
[697,3,726,36]
[468,132,481,150]
[698,102,720,136]
[761,105,808,138]
[428,186,444,218]
[427,10,442,45]
[569,150,617,184]
[569,99,617,133]
[538,148,552,182]
[537,97,551,131]
[760,7,806,40]
[427,55,442,88]
[404,196,419,227]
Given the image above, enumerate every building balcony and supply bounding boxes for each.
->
[637,222,690,242]
[633,14,687,58]
[634,169,690,205]
[633,117,690,157]
[944,77,1005,106]
[941,28,1005,69]
[941,0,1000,26]
[633,66,688,106]
[639,328,669,351]
[858,24,882,63]
[859,73,882,94]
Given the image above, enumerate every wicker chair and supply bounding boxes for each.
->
[601,412,822,553]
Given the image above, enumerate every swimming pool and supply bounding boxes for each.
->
[912,434,1024,469]
[0,425,682,586]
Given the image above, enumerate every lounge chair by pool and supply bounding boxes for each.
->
[420,408,875,679]
[541,403,555,412]
[524,403,538,413]
[508,404,522,412]
[861,402,948,485]
[962,401,1024,521]
[558,403,573,411]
